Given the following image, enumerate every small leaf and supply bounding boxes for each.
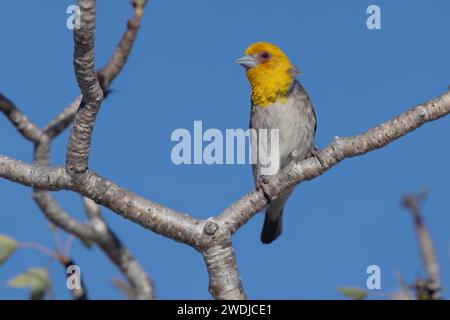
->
[8,267,51,300]
[338,287,368,300]
[0,234,17,265]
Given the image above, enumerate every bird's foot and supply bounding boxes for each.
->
[307,145,319,158]
[308,145,324,167]
[256,176,277,202]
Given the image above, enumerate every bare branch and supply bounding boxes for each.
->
[44,0,147,139]
[0,156,69,190]
[0,94,43,143]
[83,196,102,221]
[0,154,201,245]
[33,190,97,239]
[18,241,60,260]
[75,171,202,247]
[65,0,104,174]
[98,0,147,90]
[33,139,154,299]
[202,241,246,300]
[1,0,155,300]
[43,96,82,139]
[402,191,441,299]
[82,197,155,299]
[31,140,97,238]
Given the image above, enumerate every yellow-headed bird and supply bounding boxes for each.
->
[237,42,317,244]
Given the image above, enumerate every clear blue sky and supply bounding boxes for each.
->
[0,0,449,299]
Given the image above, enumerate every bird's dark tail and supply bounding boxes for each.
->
[260,210,283,244]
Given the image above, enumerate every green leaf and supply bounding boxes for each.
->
[8,267,51,300]
[338,287,368,300]
[0,234,17,265]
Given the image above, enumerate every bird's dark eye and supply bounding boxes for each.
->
[259,51,271,61]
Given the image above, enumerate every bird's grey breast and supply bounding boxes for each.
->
[250,81,316,178]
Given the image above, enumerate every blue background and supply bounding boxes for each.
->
[0,0,449,299]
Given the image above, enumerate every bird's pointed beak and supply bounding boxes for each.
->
[236,54,258,69]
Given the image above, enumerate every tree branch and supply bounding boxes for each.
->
[43,96,82,139]
[65,0,104,174]
[1,0,154,300]
[217,91,450,234]
[0,94,43,143]
[202,240,246,300]
[0,157,69,190]
[97,0,147,90]
[0,155,201,243]
[402,191,441,299]
[32,138,155,299]
[43,0,147,139]
[83,197,155,299]
[1,0,449,300]
[2,90,449,299]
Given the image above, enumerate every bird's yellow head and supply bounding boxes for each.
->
[237,42,298,107]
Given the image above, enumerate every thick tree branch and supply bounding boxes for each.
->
[74,171,202,247]
[0,154,201,243]
[32,139,154,299]
[202,240,246,300]
[32,136,97,239]
[0,157,70,190]
[31,144,154,298]
[65,0,104,174]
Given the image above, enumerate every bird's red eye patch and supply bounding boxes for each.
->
[258,51,271,62]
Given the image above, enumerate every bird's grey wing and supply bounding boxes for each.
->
[249,103,259,183]
[286,80,317,163]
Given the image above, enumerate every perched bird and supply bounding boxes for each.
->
[237,42,317,244]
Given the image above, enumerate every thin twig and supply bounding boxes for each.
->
[0,94,43,143]
[18,241,59,260]
[402,191,441,299]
